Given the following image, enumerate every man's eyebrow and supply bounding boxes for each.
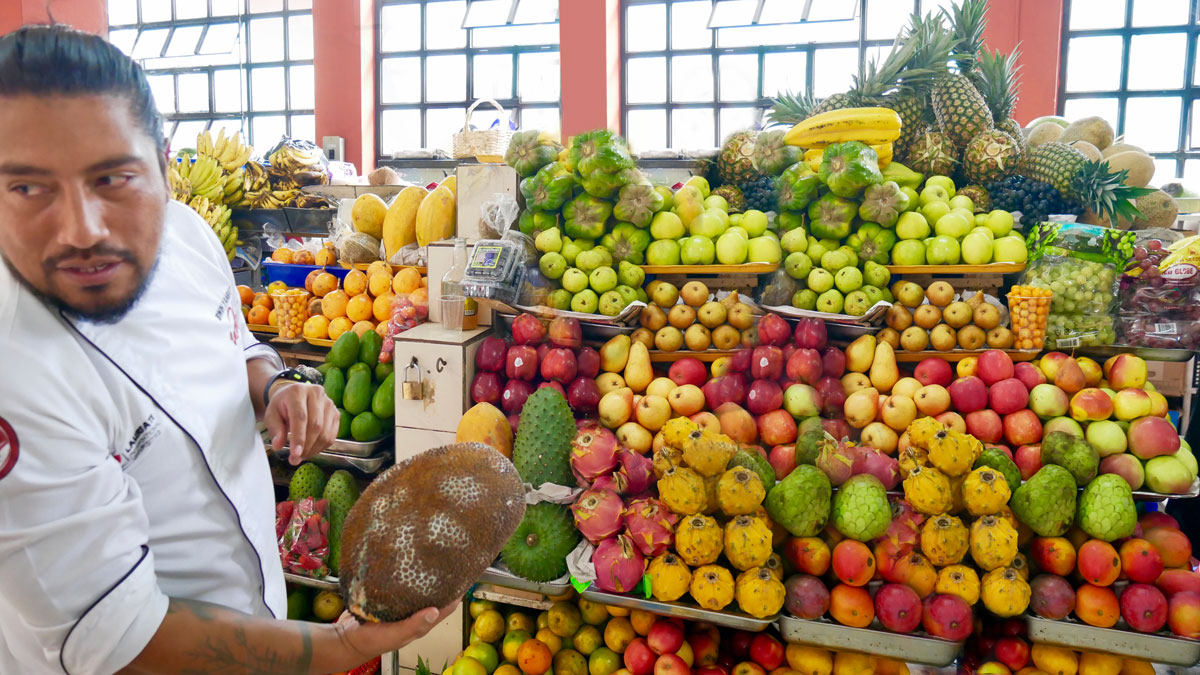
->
[0,155,145,177]
[86,155,144,173]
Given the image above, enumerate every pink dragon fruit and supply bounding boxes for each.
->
[815,440,855,486]
[591,474,619,492]
[592,534,646,594]
[571,424,620,486]
[571,488,624,544]
[878,499,924,558]
[614,448,655,496]
[852,448,901,490]
[623,498,678,557]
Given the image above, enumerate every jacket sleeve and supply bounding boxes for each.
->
[0,378,168,675]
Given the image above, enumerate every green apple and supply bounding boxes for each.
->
[816,289,844,314]
[861,285,884,306]
[747,236,783,264]
[961,232,993,265]
[896,211,931,240]
[650,211,685,240]
[808,268,835,293]
[920,199,952,226]
[969,226,995,240]
[993,234,1028,263]
[646,239,681,265]
[571,288,599,313]
[673,185,705,226]
[706,206,731,229]
[891,240,926,265]
[729,213,743,227]
[863,260,890,288]
[934,212,972,239]
[781,228,809,253]
[949,195,974,212]
[539,252,567,279]
[680,235,716,265]
[615,284,639,306]
[598,290,625,316]
[655,185,675,211]
[575,249,602,272]
[784,251,813,279]
[548,288,572,310]
[820,249,851,272]
[900,187,921,211]
[741,210,769,236]
[704,195,729,211]
[975,214,989,227]
[837,246,859,269]
[589,266,618,293]
[925,175,956,197]
[926,235,961,265]
[844,290,870,316]
[535,227,562,253]
[835,266,863,293]
[715,232,749,264]
[726,226,749,241]
[689,211,726,238]
[792,289,818,310]
[636,287,648,303]
[986,209,1014,237]
[919,184,950,206]
[684,175,710,198]
[950,207,976,225]
[561,238,583,265]
[562,267,589,293]
[617,260,645,287]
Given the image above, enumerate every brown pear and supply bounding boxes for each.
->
[877,327,900,349]
[972,303,1000,330]
[668,304,697,329]
[913,305,943,330]
[886,304,913,331]
[712,325,741,350]
[987,326,1014,349]
[631,328,655,350]
[925,281,955,307]
[957,325,986,350]
[900,326,929,352]
[942,301,973,329]
[640,304,668,331]
[684,324,712,351]
[930,324,957,351]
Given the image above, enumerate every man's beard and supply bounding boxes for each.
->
[4,250,158,325]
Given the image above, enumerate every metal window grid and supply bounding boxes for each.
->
[375,0,562,160]
[108,0,315,149]
[1057,0,1200,180]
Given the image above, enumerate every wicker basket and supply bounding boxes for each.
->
[452,98,513,160]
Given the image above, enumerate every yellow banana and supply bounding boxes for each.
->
[872,142,893,168]
[804,149,823,173]
[784,106,902,148]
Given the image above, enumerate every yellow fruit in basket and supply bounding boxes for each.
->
[344,269,367,296]
[322,289,349,319]
[294,250,315,265]
[267,280,288,296]
[328,316,353,340]
[315,245,337,267]
[368,272,392,298]
[271,247,294,263]
[303,315,330,339]
[347,293,374,322]
[351,320,376,337]
[313,272,339,298]
[373,291,395,322]
[366,260,391,279]
[393,267,422,294]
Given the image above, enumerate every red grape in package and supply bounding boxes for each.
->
[1119,235,1200,348]
[277,497,330,578]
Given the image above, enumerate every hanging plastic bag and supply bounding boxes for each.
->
[277,497,330,579]
[1118,232,1200,348]
[479,193,521,240]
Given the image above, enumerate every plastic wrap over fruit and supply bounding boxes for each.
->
[277,497,330,579]
[1118,232,1200,348]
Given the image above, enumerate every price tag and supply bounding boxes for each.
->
[569,575,592,594]
[1155,323,1179,335]
[641,574,652,599]
[1058,337,1081,348]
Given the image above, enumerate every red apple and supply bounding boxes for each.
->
[793,317,827,349]
[576,346,600,379]
[511,313,546,344]
[746,379,784,415]
[965,409,1004,443]
[654,653,691,675]
[757,314,791,346]
[1003,409,1043,447]
[501,379,535,415]
[625,638,657,675]
[948,376,988,414]
[816,376,847,417]
[474,336,508,372]
[768,444,797,480]
[1014,444,1042,480]
[647,620,685,656]
[989,378,1030,416]
[471,370,503,405]
[687,633,719,667]
[538,380,565,397]
[703,374,747,410]
[822,347,846,378]
[977,349,1015,386]
[757,409,797,447]
[994,637,1030,671]
[568,376,602,412]
[541,348,578,383]
[1014,362,1047,393]
[752,346,784,380]
[669,358,709,387]
[747,634,783,671]
[914,357,954,387]
[730,348,752,373]
[729,632,753,659]
[505,344,539,380]
[786,348,824,386]
[548,316,582,348]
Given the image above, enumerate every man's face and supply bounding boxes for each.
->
[0,94,166,321]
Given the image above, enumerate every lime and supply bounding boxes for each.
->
[463,643,500,673]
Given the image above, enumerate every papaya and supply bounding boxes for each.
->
[359,331,383,368]
[381,185,427,260]
[337,408,352,439]
[456,402,513,457]
[348,362,371,379]
[343,370,372,415]
[372,373,395,419]
[327,332,360,369]
[322,367,346,406]
[375,361,394,382]
[350,411,383,442]
[415,185,456,247]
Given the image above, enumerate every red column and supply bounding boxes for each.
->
[983,0,1065,124]
[559,0,621,138]
[313,0,375,173]
[0,0,108,37]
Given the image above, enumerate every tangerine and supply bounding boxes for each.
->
[271,247,293,263]
[313,272,339,297]
[322,290,350,319]
[328,317,353,340]
[347,293,374,322]
[373,291,395,322]
[393,267,422,294]
[236,285,255,306]
[252,292,273,310]
[368,272,393,298]
[351,320,375,337]
[344,270,368,296]
[247,305,269,325]
[303,315,330,339]
[366,260,391,278]
[516,639,552,675]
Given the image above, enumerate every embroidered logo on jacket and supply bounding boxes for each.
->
[115,414,162,466]
[0,417,18,481]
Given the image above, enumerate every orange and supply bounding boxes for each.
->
[322,290,349,319]
[267,309,278,327]
[392,267,421,294]
[247,305,269,325]
[347,293,374,322]
[294,250,315,265]
[373,291,395,322]
[374,321,389,338]
[271,247,293,263]
[516,639,552,675]
[410,287,428,305]
[351,320,376,337]
[236,285,255,306]
[267,280,287,296]
[328,317,353,340]
[366,260,391,278]
[313,272,339,297]
[303,315,330,339]
[252,292,273,310]
[629,610,656,636]
[304,269,321,293]
[344,269,367,296]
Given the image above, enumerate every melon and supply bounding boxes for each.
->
[1026,122,1064,147]
[1102,142,1145,159]
[457,402,514,458]
[352,193,388,239]
[1070,141,1102,162]
[1107,151,1156,188]
[1059,116,1115,150]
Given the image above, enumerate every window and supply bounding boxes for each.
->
[376,0,562,158]
[1058,0,1198,185]
[108,0,315,151]
[621,0,955,151]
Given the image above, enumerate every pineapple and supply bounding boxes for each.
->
[810,92,854,116]
[975,47,1024,142]
[717,130,761,186]
[908,127,959,177]
[884,12,957,159]
[942,0,990,79]
[711,184,745,213]
[964,130,1021,183]
[765,89,817,127]
[931,73,994,149]
[1021,141,1088,194]
[1022,144,1156,226]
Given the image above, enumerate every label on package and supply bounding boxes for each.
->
[1155,323,1179,335]
[1058,337,1081,348]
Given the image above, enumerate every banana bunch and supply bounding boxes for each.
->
[184,154,225,203]
[197,129,253,173]
[168,163,191,202]
[236,161,271,208]
[783,106,902,148]
[245,188,300,210]
[188,194,238,261]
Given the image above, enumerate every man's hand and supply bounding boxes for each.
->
[334,605,458,660]
[265,382,340,464]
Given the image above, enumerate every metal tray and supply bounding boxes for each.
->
[478,564,572,596]
[324,435,394,458]
[488,301,646,327]
[762,301,890,327]
[283,571,340,591]
[492,309,634,340]
[1133,477,1200,500]
[778,615,962,667]
[1071,344,1196,363]
[580,589,776,632]
[1027,615,1200,666]
[276,448,391,473]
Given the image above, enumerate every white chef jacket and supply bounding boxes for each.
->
[0,200,287,674]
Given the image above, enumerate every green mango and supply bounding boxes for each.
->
[343,371,371,415]
[327,332,360,369]
[322,367,345,405]
[375,362,394,382]
[315,363,333,377]
[336,408,352,439]
[359,331,383,368]
[372,373,395,420]
[347,362,371,379]
[350,411,383,442]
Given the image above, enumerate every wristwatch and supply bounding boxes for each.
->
[263,367,320,407]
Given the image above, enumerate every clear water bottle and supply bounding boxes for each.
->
[440,237,477,330]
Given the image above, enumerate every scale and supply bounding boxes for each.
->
[460,238,525,304]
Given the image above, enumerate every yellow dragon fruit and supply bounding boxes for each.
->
[681,429,738,477]
[690,565,735,610]
[764,553,785,581]
[724,515,772,571]
[996,504,1019,533]
[902,465,953,515]
[927,429,978,477]
[898,445,928,475]
[970,515,1018,570]
[661,417,698,449]
[658,466,707,515]
[735,567,786,618]
[716,467,766,516]
[1009,552,1030,580]
[647,552,692,602]
[935,564,981,605]
[702,474,721,516]
[653,445,683,478]
[907,417,945,449]
[675,514,723,566]
[981,567,1031,617]
[754,506,787,549]
[962,467,1011,517]
[948,474,966,514]
[920,514,969,566]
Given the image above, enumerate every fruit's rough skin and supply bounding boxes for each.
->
[735,567,786,618]
[340,443,525,621]
[512,389,577,488]
[1077,474,1137,542]
[831,474,891,541]
[1041,431,1099,486]
[728,449,777,492]
[675,514,724,567]
[973,448,1021,492]
[921,515,970,567]
[288,462,328,502]
[765,464,832,536]
[501,502,579,583]
[323,469,359,576]
[1012,465,1077,537]
[725,515,773,571]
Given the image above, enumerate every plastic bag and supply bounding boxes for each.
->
[758,267,800,307]
[1118,232,1200,348]
[329,198,382,264]
[480,193,521,240]
[277,497,330,579]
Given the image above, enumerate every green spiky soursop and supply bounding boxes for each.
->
[323,469,360,576]
[288,462,327,502]
[1012,465,1077,537]
[1078,474,1137,542]
[512,388,576,488]
[501,502,580,582]
[765,464,831,537]
[832,474,890,541]
[728,449,776,489]
[974,448,1021,492]
[1041,431,1099,486]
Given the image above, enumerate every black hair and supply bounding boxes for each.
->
[0,24,165,153]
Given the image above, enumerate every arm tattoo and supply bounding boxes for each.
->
[168,599,314,675]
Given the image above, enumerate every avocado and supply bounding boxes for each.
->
[343,370,372,415]
[372,373,395,420]
[347,362,371,379]
[315,363,333,377]
[359,331,383,368]
[322,367,345,406]
[350,411,383,442]
[375,361,394,382]
[336,408,352,439]
[327,332,360,369]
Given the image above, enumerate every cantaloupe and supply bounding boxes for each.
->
[1070,141,1102,162]
[1102,142,1145,159]
[1059,116,1115,150]
[457,402,514,458]
[1027,122,1064,147]
[1106,151,1155,188]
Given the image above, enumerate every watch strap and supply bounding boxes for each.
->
[263,368,314,408]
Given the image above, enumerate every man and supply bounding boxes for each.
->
[0,25,451,674]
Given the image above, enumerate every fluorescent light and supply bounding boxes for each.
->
[513,0,557,24]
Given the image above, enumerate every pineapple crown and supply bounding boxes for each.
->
[941,0,989,75]
[899,12,957,89]
[848,35,927,105]
[765,89,816,127]
[976,46,1023,120]
[1071,160,1157,226]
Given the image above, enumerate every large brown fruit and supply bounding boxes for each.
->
[340,443,525,622]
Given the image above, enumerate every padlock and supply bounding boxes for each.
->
[402,360,422,400]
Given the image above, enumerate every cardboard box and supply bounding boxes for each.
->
[1146,359,1191,397]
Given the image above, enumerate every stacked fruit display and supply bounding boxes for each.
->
[778,213,896,315]
[884,175,1027,266]
[633,282,757,353]
[296,261,427,341]
[964,619,1159,675]
[881,280,1015,352]
[316,331,395,443]
[169,129,255,260]
[535,231,649,315]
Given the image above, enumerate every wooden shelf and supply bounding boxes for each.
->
[893,349,1039,362]
[885,263,1026,274]
[649,349,738,362]
[339,262,427,273]
[640,263,779,274]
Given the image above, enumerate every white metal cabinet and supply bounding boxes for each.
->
[391,323,488,434]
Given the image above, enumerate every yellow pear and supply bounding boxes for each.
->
[841,372,872,396]
[844,387,880,428]
[600,334,631,373]
[624,342,653,394]
[845,334,877,373]
[869,341,900,394]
